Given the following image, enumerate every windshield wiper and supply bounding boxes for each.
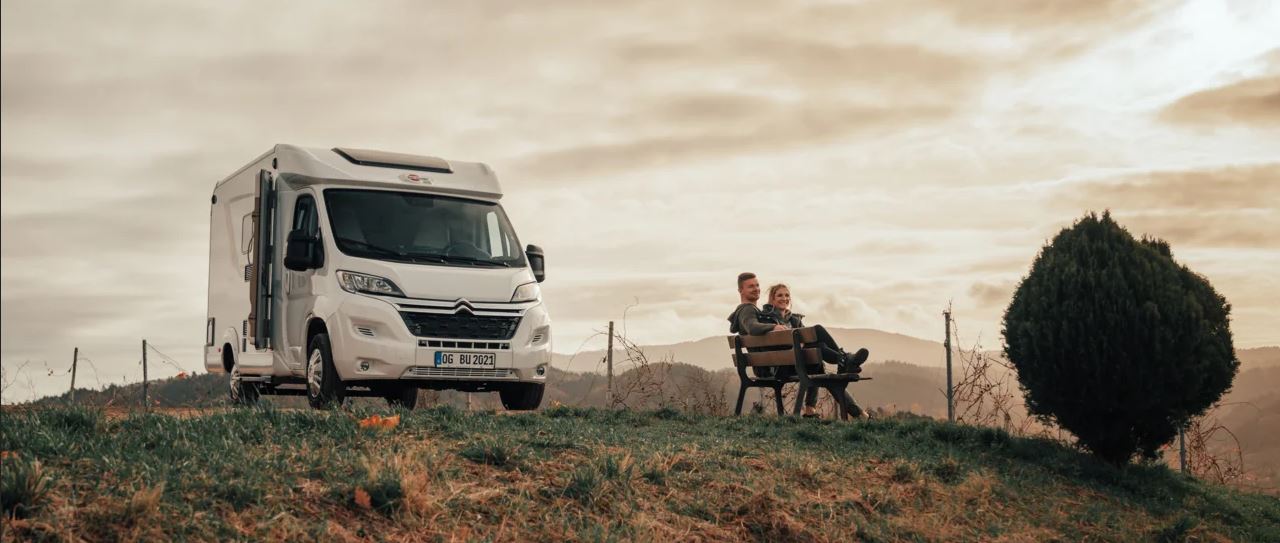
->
[334,237,446,263]
[333,236,402,257]
[407,253,510,267]
[448,256,510,267]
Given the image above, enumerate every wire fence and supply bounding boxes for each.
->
[0,341,203,406]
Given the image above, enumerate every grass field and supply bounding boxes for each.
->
[2,406,1278,542]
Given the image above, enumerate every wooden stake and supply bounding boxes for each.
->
[606,321,615,408]
[945,310,954,422]
[142,339,149,411]
[69,347,79,403]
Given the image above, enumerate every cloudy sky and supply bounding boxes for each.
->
[2,0,1278,402]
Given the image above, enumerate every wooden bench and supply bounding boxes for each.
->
[727,327,870,420]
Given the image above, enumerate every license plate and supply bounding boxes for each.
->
[433,351,495,368]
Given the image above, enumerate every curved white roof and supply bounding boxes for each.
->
[274,144,503,200]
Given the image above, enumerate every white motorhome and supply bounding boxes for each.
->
[205,145,550,410]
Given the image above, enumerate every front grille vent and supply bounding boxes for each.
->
[418,340,510,350]
[400,312,520,340]
[356,326,376,337]
[405,367,514,379]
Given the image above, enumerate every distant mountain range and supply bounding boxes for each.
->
[553,327,953,373]
[556,327,1279,375]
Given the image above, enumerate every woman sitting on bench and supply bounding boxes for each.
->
[759,283,870,417]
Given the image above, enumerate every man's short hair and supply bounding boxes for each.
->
[737,272,756,290]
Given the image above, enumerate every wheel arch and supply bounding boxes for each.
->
[222,344,236,373]
[306,317,329,350]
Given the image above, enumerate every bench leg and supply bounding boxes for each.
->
[734,383,748,416]
[842,389,864,419]
[793,385,806,417]
[773,384,785,415]
[829,386,862,420]
[825,386,847,420]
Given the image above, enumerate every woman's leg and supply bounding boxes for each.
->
[812,325,869,372]
[803,364,821,407]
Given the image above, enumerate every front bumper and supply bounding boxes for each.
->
[325,293,552,384]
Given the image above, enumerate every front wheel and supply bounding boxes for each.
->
[306,333,345,409]
[228,366,260,406]
[385,385,418,410]
[499,383,544,411]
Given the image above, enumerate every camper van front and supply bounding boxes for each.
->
[301,186,550,385]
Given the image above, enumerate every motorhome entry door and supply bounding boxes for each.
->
[247,169,275,350]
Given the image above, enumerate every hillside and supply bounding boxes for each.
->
[27,345,1280,491]
[2,407,1277,541]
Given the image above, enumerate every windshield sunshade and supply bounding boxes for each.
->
[333,147,453,174]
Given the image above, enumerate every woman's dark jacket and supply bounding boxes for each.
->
[760,304,804,329]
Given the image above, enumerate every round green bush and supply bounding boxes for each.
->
[1002,212,1237,464]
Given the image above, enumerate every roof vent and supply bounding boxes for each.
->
[333,147,453,174]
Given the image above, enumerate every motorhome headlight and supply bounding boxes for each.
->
[511,282,541,303]
[336,270,405,297]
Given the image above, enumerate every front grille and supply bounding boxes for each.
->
[418,340,510,350]
[400,312,521,340]
[404,367,515,379]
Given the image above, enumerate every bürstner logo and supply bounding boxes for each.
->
[400,173,431,184]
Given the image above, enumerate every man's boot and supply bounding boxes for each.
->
[840,348,869,374]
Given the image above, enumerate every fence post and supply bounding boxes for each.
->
[944,310,954,422]
[142,339,149,411]
[1179,427,1188,474]
[69,347,79,404]
[606,321,615,408]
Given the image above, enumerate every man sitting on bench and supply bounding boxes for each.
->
[728,272,870,416]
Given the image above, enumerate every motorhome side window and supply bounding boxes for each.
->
[323,189,527,268]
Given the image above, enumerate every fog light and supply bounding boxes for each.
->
[358,360,371,372]
[535,365,547,376]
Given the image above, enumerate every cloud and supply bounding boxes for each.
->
[1053,163,1280,211]
[507,27,998,178]
[930,0,1165,28]
[1040,164,1280,249]
[1159,75,1280,127]
[515,99,955,177]
[968,279,1018,307]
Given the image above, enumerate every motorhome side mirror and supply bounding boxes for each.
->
[284,229,323,271]
[526,244,546,283]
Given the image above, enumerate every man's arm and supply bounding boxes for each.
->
[736,306,782,336]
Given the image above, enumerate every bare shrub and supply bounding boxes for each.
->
[1176,404,1245,486]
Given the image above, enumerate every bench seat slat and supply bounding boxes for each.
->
[736,348,822,367]
[728,327,819,349]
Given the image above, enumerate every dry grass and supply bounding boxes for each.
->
[2,406,1278,542]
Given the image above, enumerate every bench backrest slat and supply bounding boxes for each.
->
[735,348,821,367]
[725,327,818,349]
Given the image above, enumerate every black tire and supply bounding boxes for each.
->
[499,383,544,411]
[229,366,260,406]
[385,385,419,410]
[306,333,345,409]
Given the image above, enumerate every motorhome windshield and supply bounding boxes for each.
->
[323,189,526,268]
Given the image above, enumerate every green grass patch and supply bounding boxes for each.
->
[0,406,1275,541]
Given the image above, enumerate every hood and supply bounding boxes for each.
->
[728,303,753,335]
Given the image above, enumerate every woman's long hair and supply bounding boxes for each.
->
[767,283,790,309]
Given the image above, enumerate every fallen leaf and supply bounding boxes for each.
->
[0,451,16,460]
[358,414,400,431]
[354,487,372,509]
